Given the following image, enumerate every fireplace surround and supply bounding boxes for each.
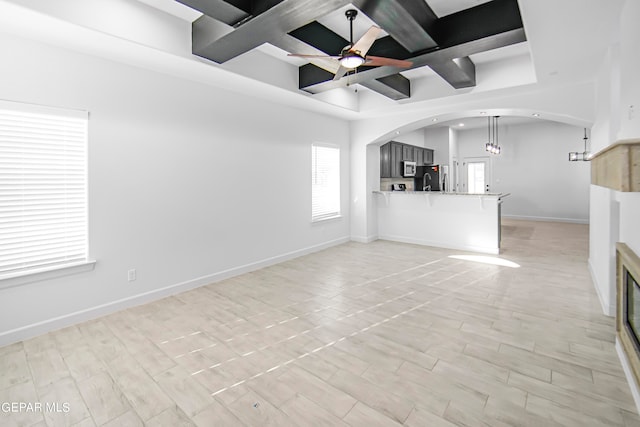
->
[617,243,640,396]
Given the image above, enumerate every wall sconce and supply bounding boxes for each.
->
[568,128,591,161]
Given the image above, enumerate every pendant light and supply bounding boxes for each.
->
[485,116,501,155]
[568,128,591,161]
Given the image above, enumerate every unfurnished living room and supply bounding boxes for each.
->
[1,0,639,426]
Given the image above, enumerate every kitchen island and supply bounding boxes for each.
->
[374,191,508,254]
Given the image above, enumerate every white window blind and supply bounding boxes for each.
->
[311,143,340,221]
[0,100,88,279]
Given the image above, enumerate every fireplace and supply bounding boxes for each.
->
[626,270,640,348]
[617,243,640,388]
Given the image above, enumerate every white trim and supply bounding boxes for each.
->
[0,260,96,290]
[311,214,343,223]
[616,338,640,415]
[0,237,348,347]
[588,258,615,317]
[377,234,499,255]
[502,214,589,224]
[350,235,378,244]
[0,98,88,119]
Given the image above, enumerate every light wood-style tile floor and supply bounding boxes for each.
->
[2,219,639,426]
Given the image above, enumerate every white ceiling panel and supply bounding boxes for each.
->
[426,0,492,17]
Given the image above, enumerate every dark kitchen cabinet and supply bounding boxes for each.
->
[402,145,415,162]
[380,141,435,178]
[424,148,434,165]
[391,142,404,178]
[415,147,424,166]
[380,143,391,178]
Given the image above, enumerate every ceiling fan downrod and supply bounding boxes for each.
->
[345,9,357,47]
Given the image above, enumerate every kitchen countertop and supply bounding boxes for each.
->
[374,191,509,197]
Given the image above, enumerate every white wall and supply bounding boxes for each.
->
[392,129,424,147]
[618,0,640,141]
[424,127,450,165]
[0,34,351,345]
[456,121,590,222]
[589,0,640,320]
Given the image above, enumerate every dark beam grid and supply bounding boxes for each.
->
[185,0,357,63]
[176,0,249,26]
[300,28,525,94]
[359,0,439,52]
[298,0,525,94]
[183,0,525,99]
[182,0,414,98]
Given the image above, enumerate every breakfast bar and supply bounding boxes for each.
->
[374,191,508,254]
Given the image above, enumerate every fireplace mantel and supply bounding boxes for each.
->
[591,139,640,192]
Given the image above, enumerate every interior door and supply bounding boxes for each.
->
[462,157,491,193]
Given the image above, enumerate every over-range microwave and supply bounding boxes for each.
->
[402,161,417,177]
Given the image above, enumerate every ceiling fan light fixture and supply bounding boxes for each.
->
[340,54,365,69]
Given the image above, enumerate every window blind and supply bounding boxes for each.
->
[311,143,340,221]
[0,100,88,279]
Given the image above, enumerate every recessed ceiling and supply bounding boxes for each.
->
[170,0,528,101]
[0,0,621,121]
[427,0,493,17]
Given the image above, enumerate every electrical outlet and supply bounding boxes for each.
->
[127,269,136,282]
[629,105,636,120]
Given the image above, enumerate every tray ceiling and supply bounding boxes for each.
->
[173,0,527,100]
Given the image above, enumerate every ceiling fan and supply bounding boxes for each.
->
[288,9,413,81]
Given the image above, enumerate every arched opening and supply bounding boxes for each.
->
[351,108,593,244]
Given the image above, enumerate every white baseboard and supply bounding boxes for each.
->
[378,234,499,255]
[616,338,640,415]
[502,214,589,224]
[588,258,615,317]
[350,235,378,243]
[0,236,350,347]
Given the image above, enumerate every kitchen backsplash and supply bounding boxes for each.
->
[380,178,415,191]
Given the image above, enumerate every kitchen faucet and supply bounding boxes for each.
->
[423,173,431,191]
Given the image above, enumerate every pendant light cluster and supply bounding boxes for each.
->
[485,116,501,155]
[568,128,591,161]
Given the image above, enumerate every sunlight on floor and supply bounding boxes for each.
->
[448,254,521,268]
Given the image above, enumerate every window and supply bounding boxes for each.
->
[0,100,89,280]
[311,143,340,221]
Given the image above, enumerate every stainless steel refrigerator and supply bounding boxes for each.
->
[415,165,441,191]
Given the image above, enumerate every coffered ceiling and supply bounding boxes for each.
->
[0,0,625,122]
[174,0,526,100]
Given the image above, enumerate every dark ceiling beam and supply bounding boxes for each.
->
[360,74,411,100]
[224,0,286,17]
[192,15,234,53]
[287,20,411,99]
[286,3,474,91]
[299,28,526,94]
[222,0,253,14]
[176,0,249,26]
[429,57,476,89]
[299,0,525,94]
[190,0,356,64]
[289,21,348,58]
[359,0,439,52]
[433,0,524,49]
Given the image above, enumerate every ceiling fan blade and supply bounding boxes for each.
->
[288,53,339,59]
[365,56,413,68]
[349,26,381,57]
[333,65,349,81]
